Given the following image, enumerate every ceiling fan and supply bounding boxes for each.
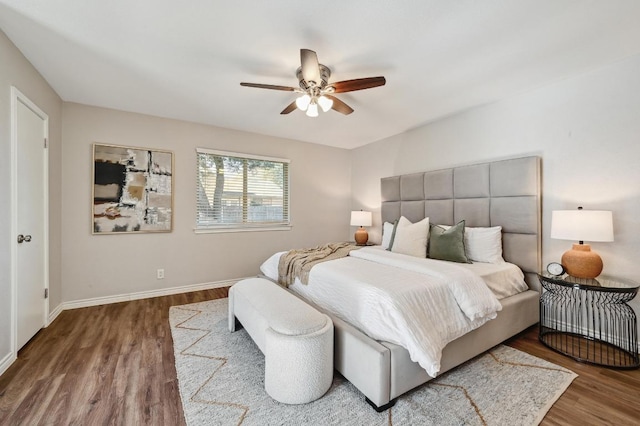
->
[240,49,386,117]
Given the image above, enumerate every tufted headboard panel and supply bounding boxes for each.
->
[381,156,541,290]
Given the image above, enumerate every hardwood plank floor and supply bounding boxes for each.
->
[0,288,228,425]
[506,329,640,425]
[1,288,638,425]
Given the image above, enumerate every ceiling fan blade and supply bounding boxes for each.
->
[326,95,354,115]
[330,76,386,93]
[300,49,321,85]
[280,101,297,115]
[240,82,296,91]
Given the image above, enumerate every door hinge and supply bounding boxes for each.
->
[44,288,48,299]
[44,138,48,148]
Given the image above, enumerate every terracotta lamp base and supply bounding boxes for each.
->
[561,243,603,279]
[354,227,369,245]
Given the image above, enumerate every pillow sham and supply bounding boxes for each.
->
[465,226,504,263]
[440,224,504,263]
[390,216,430,258]
[428,220,470,263]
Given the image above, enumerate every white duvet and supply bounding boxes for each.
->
[260,247,511,377]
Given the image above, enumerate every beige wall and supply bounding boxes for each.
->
[351,53,640,330]
[0,30,63,363]
[61,103,351,302]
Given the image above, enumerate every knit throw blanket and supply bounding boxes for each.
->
[277,242,360,287]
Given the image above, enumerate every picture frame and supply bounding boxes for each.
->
[92,143,174,234]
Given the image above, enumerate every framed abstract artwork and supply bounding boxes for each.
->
[92,143,174,234]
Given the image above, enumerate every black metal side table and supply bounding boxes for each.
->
[538,273,639,369]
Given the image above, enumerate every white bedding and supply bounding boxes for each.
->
[259,246,526,377]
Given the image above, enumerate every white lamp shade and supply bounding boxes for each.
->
[306,102,319,117]
[295,94,311,111]
[550,210,614,242]
[350,211,372,227]
[317,95,333,112]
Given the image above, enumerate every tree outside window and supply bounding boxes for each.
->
[196,150,289,229]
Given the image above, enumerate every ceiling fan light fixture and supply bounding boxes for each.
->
[295,94,311,111]
[306,102,319,117]
[317,95,333,112]
[240,49,386,117]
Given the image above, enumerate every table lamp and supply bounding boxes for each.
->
[350,210,372,245]
[550,207,614,279]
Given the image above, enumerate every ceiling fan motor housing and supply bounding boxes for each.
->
[296,64,331,90]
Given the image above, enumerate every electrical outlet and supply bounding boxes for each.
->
[157,269,165,279]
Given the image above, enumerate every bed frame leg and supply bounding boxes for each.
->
[365,397,396,412]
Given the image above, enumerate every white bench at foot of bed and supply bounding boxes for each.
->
[228,277,334,404]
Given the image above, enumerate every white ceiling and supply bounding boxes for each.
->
[2,1,640,149]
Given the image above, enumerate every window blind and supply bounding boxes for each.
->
[196,149,290,229]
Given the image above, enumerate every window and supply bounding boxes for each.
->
[196,148,290,231]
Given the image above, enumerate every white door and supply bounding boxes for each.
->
[12,89,48,350]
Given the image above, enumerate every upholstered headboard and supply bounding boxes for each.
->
[380,156,541,290]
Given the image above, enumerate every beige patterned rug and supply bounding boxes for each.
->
[170,298,576,426]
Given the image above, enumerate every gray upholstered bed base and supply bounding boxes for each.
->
[322,289,538,408]
[280,285,539,409]
[291,156,542,410]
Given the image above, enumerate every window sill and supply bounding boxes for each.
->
[194,225,292,234]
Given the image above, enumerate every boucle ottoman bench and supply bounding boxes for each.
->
[228,277,334,404]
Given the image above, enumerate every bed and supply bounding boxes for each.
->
[261,156,541,410]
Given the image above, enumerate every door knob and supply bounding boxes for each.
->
[17,234,32,243]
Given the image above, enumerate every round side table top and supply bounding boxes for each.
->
[538,273,639,294]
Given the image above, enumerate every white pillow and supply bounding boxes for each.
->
[391,216,430,257]
[381,221,395,250]
[465,226,504,263]
[440,224,504,263]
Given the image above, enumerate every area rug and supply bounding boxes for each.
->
[170,298,577,426]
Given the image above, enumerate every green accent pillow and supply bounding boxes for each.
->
[428,220,470,263]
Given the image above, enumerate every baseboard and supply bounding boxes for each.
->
[0,351,17,377]
[60,278,246,311]
[47,303,64,326]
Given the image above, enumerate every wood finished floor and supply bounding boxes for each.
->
[0,287,638,425]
